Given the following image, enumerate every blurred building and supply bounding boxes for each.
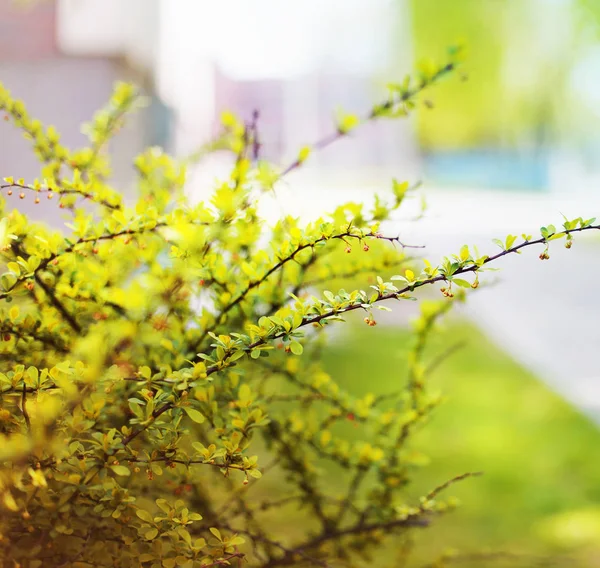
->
[155,0,420,189]
[1,0,422,205]
[9,0,598,197]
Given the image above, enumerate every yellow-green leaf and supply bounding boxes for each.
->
[183,407,205,424]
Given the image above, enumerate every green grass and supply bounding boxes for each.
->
[321,315,600,563]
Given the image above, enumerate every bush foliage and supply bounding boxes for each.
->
[0,46,597,567]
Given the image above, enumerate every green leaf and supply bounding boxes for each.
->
[136,509,154,523]
[581,217,596,228]
[183,407,205,424]
[505,235,517,250]
[176,527,192,546]
[209,527,222,541]
[144,527,159,540]
[7,262,20,276]
[238,384,252,403]
[459,245,470,261]
[289,341,303,355]
[337,112,359,133]
[452,278,472,289]
[0,272,17,291]
[229,350,246,362]
[110,465,131,476]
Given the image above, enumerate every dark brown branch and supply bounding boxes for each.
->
[204,223,600,379]
[0,182,121,211]
[262,515,428,568]
[120,402,173,446]
[193,231,412,354]
[34,273,82,333]
[124,223,600,453]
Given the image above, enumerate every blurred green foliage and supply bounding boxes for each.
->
[408,0,600,150]
[323,318,600,564]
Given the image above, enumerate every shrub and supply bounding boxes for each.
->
[0,46,597,567]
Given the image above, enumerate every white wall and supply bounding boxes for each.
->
[56,0,159,72]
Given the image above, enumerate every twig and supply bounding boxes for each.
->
[424,341,467,377]
[20,384,31,431]
[33,273,82,333]
[277,63,456,180]
[423,471,483,505]
[125,223,600,451]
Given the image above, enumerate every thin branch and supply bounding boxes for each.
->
[262,515,428,568]
[120,402,173,446]
[0,220,208,302]
[423,471,483,504]
[0,182,121,211]
[193,230,413,354]
[335,466,368,526]
[33,273,81,333]
[424,341,467,377]
[20,384,31,431]
[124,223,600,451]
[277,62,456,179]
[217,525,331,568]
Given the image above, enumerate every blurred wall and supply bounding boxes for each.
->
[56,0,160,73]
[0,0,57,59]
[0,0,161,228]
[156,0,421,188]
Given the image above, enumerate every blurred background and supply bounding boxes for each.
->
[1,0,600,563]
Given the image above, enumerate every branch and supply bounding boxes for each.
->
[123,223,600,451]
[217,525,331,568]
[33,272,82,333]
[262,515,428,568]
[20,384,31,431]
[0,324,69,354]
[424,341,467,377]
[120,401,173,446]
[212,224,599,375]
[277,62,456,179]
[192,229,406,353]
[1,182,121,211]
[0,220,209,302]
[423,471,483,504]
